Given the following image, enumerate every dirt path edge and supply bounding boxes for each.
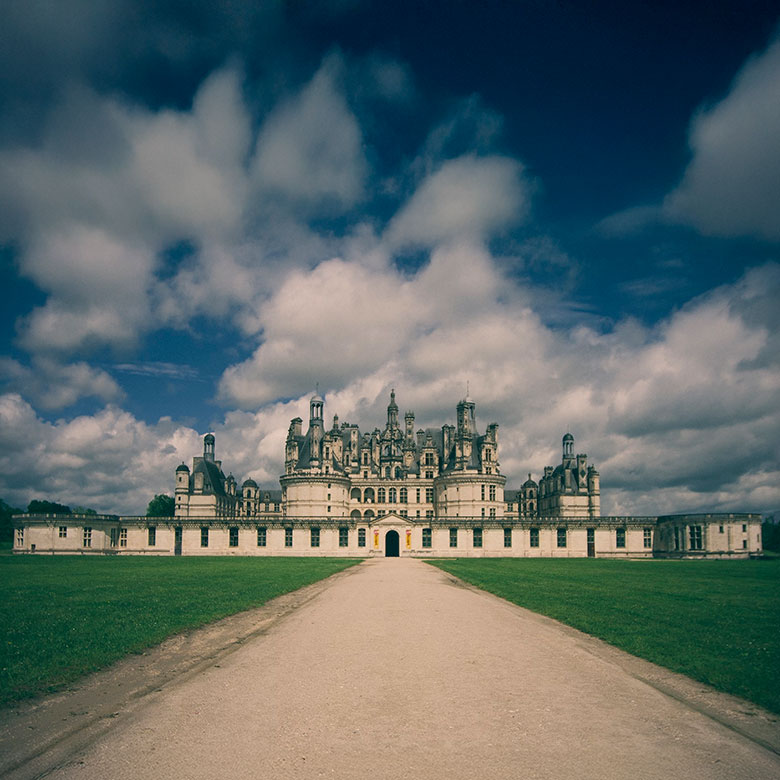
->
[0,563,364,780]
[432,565,780,756]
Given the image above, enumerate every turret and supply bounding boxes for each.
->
[562,432,574,463]
[204,433,215,462]
[456,397,476,438]
[387,389,399,429]
[310,393,324,423]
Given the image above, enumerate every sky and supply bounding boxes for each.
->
[0,0,779,517]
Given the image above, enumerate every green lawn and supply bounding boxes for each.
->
[428,558,780,714]
[0,556,359,708]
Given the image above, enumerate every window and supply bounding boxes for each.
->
[377,487,386,503]
[425,470,434,479]
[400,488,407,503]
[229,527,239,547]
[557,528,567,548]
[16,527,24,546]
[425,488,433,503]
[530,528,539,547]
[119,528,127,547]
[416,489,421,503]
[643,528,652,548]
[742,539,747,549]
[339,527,348,547]
[110,528,119,547]
[201,526,210,547]
[311,527,320,547]
[58,526,67,538]
[742,524,747,532]
[148,526,156,546]
[285,527,293,547]
[489,508,496,519]
[481,508,485,518]
[719,524,724,533]
[83,527,92,548]
[424,452,434,466]
[257,527,267,547]
[481,484,485,500]
[425,510,433,519]
[422,528,432,548]
[473,528,483,548]
[504,527,512,548]
[616,528,626,548]
[449,528,458,548]
[358,528,366,547]
[489,485,496,501]
[673,527,681,551]
[689,525,703,551]
[388,487,397,503]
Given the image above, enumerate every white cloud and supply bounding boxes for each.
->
[385,155,530,249]
[251,53,367,211]
[662,34,780,240]
[0,357,123,410]
[0,65,254,356]
[0,394,201,514]
[602,34,780,241]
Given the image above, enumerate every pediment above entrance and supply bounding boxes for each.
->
[370,513,408,528]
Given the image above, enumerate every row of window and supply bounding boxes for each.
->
[18,524,655,550]
[351,487,434,503]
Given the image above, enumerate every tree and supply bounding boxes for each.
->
[0,498,23,543]
[27,499,72,515]
[762,517,780,552]
[146,494,175,517]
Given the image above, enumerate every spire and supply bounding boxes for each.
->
[387,388,399,428]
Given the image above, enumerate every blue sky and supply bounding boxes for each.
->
[0,1,778,516]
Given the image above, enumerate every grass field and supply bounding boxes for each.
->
[0,555,359,708]
[429,558,780,714]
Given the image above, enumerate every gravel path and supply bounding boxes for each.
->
[4,557,779,779]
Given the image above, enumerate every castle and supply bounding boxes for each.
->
[14,390,763,558]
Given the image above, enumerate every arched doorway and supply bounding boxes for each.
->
[385,530,399,557]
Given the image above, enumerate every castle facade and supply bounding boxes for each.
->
[14,392,762,558]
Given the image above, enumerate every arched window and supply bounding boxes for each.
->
[351,488,361,501]
[350,509,361,521]
[385,466,391,478]
[364,487,375,503]
[388,487,397,503]
[377,487,386,503]
[395,466,402,478]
